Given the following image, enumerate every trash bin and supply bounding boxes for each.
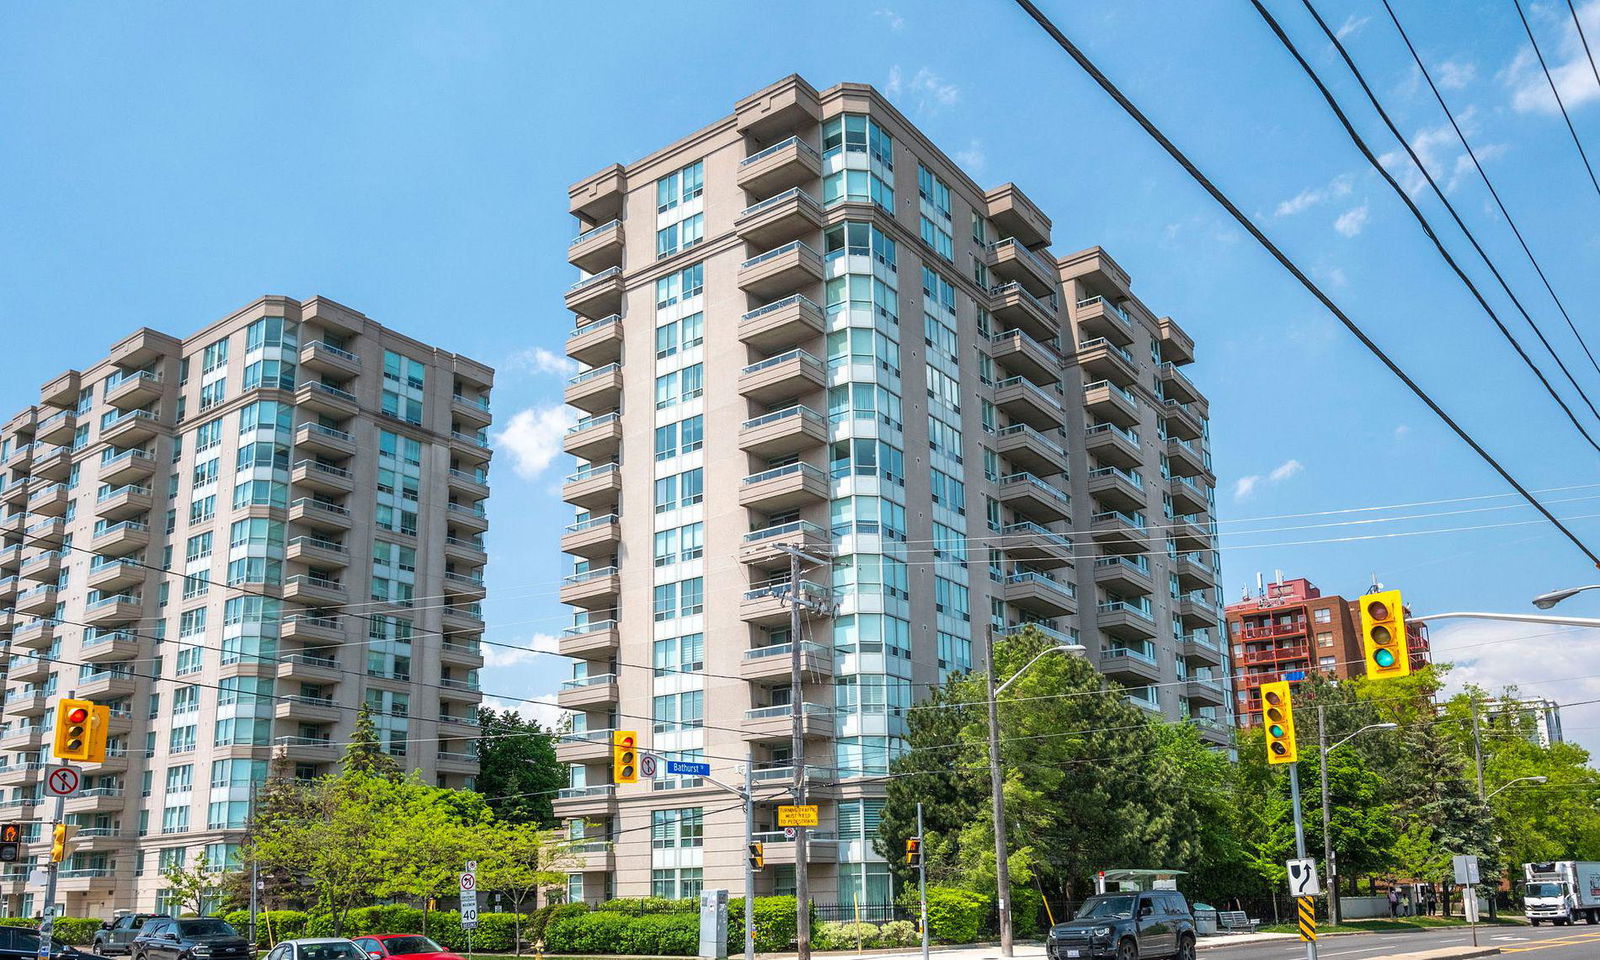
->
[1192,904,1219,936]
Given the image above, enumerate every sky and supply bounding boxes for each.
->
[5,0,1600,755]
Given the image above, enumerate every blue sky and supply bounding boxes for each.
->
[6,0,1600,749]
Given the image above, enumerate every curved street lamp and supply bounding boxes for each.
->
[1487,775,1548,801]
[1532,584,1600,609]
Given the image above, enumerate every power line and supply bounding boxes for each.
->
[1259,0,1600,449]
[1571,0,1600,93]
[1514,0,1600,198]
[1381,0,1600,386]
[1006,0,1600,567]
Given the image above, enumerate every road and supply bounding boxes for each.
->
[1201,923,1600,959]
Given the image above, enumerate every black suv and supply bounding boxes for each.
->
[1047,890,1196,960]
[131,918,252,960]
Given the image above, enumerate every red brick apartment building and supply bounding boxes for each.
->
[1228,577,1430,727]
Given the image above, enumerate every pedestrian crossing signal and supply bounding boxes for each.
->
[905,838,922,866]
[1261,680,1298,765]
[748,842,764,870]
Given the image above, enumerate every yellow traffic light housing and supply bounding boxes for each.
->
[611,730,638,784]
[1359,589,1411,679]
[905,837,922,866]
[748,842,765,870]
[1261,680,1299,765]
[53,698,109,763]
[51,823,78,863]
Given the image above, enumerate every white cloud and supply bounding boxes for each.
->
[1333,203,1370,237]
[1335,13,1370,39]
[885,65,902,97]
[885,65,960,113]
[874,8,904,30]
[1434,619,1600,757]
[952,139,986,175]
[494,404,575,479]
[483,695,567,732]
[1505,0,1600,115]
[1275,174,1353,217]
[1394,424,1412,440]
[1234,458,1305,500]
[1437,59,1478,90]
[1378,111,1505,196]
[485,632,559,668]
[506,346,575,377]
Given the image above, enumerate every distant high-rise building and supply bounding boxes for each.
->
[555,75,1226,906]
[1486,697,1564,747]
[0,295,493,915]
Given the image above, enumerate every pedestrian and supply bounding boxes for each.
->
[1424,885,1437,916]
[1388,887,1399,918]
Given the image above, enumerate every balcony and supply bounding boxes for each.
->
[564,267,625,320]
[741,703,834,742]
[1090,510,1148,548]
[1087,466,1145,513]
[26,482,69,517]
[738,349,825,404]
[291,459,354,495]
[78,668,137,700]
[80,630,140,664]
[288,497,353,531]
[985,183,1052,248]
[554,728,615,764]
[84,593,143,627]
[451,394,492,432]
[65,787,126,815]
[1165,437,1209,479]
[562,462,621,512]
[561,514,621,560]
[441,605,485,634]
[1000,571,1077,617]
[564,363,623,414]
[87,558,145,593]
[564,839,616,874]
[445,535,487,565]
[15,585,58,617]
[736,188,824,248]
[552,783,617,818]
[991,376,1064,430]
[447,467,490,501]
[100,409,164,445]
[560,566,621,608]
[557,673,620,710]
[277,652,342,683]
[567,219,624,274]
[0,725,44,750]
[299,340,362,377]
[567,315,622,367]
[989,329,1062,385]
[1159,362,1201,404]
[294,422,356,457]
[1099,644,1161,683]
[1175,554,1216,591]
[8,648,51,678]
[1098,602,1158,643]
[1159,315,1197,364]
[999,521,1075,569]
[735,74,821,137]
[284,574,347,606]
[0,576,15,603]
[739,519,831,570]
[738,136,822,194]
[275,695,343,725]
[1171,514,1212,552]
[569,163,625,222]
[295,381,360,418]
[737,240,824,300]
[1184,673,1226,706]
[1075,296,1136,346]
[10,618,55,651]
[95,484,152,521]
[740,294,825,353]
[19,550,61,583]
[1162,399,1204,443]
[738,462,828,511]
[1179,595,1220,629]
[2,692,47,718]
[987,237,1057,297]
[988,282,1060,343]
[92,520,150,556]
[1076,338,1140,388]
[446,501,490,533]
[30,445,70,482]
[0,479,26,509]
[740,640,833,683]
[1182,633,1224,666]
[741,578,831,626]
[104,370,163,409]
[559,619,620,658]
[441,639,485,668]
[752,829,840,865]
[1170,475,1209,516]
[1082,379,1140,428]
[98,449,156,486]
[740,405,827,458]
[272,735,339,764]
[33,410,75,445]
[40,370,80,408]
[450,430,492,464]
[563,412,621,462]
[997,472,1071,522]
[994,423,1067,476]
[1093,554,1154,595]
[282,615,342,646]
[1084,422,1142,471]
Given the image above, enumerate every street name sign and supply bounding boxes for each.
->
[666,760,711,777]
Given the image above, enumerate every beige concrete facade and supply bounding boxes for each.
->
[0,296,491,915]
[556,76,1226,907]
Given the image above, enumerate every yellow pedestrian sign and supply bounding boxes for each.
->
[777,805,818,827]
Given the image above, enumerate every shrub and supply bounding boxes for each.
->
[919,888,990,944]
[52,918,103,946]
[528,901,588,947]
[878,920,919,947]
[618,914,698,955]
[813,921,881,951]
[726,896,798,953]
[545,910,633,954]
[1009,887,1043,938]
[594,897,696,915]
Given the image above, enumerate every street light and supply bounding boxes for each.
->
[986,640,1085,957]
[1532,585,1600,609]
[1487,775,1548,800]
[1319,718,1398,925]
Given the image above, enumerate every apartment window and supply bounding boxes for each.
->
[181,570,210,599]
[656,214,704,259]
[655,160,704,214]
[185,533,213,562]
[652,577,705,621]
[231,479,286,510]
[649,807,705,848]
[826,326,900,375]
[653,365,704,409]
[937,631,973,678]
[243,358,296,391]
[650,868,703,901]
[169,725,197,754]
[228,517,283,549]
[822,113,893,168]
[1314,608,1332,624]
[653,416,704,460]
[929,469,965,514]
[833,553,910,602]
[166,765,193,793]
[828,382,903,429]
[653,468,704,513]
[931,522,969,563]
[377,430,422,535]
[829,438,905,485]
[651,691,705,733]
[175,646,203,676]
[917,164,954,260]
[198,379,227,411]
[192,456,219,488]
[823,168,894,211]
[933,576,970,620]
[246,316,298,352]
[237,400,293,434]
[226,556,281,586]
[381,350,426,424]
[652,522,704,566]
[830,495,907,542]
[1319,656,1337,671]
[655,263,704,309]
[654,313,704,359]
[178,608,206,638]
[652,633,705,676]
[193,420,222,452]
[201,338,229,374]
[1316,631,1334,648]
[187,494,216,524]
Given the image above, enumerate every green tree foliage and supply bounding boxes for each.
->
[475,821,577,953]
[475,707,564,826]
[161,851,218,915]
[342,703,401,781]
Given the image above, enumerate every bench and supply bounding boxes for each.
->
[1217,911,1259,932]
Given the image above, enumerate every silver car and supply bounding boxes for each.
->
[263,941,370,960]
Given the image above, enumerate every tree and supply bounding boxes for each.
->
[249,774,386,934]
[475,708,564,826]
[343,703,401,780]
[475,822,576,954]
[370,777,495,934]
[242,754,320,911]
[162,850,218,916]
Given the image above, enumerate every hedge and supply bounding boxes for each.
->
[812,919,918,950]
[0,918,108,946]
[220,909,520,951]
[727,896,798,953]
[914,887,991,944]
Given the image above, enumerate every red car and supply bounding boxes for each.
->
[350,936,464,960]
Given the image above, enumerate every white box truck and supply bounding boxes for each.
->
[1523,861,1600,925]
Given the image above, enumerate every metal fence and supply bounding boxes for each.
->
[813,902,911,923]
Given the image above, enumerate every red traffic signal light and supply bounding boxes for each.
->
[612,731,639,784]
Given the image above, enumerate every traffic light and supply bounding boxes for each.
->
[905,837,922,867]
[51,823,78,863]
[1261,680,1299,765]
[748,842,765,871]
[53,698,109,763]
[611,730,638,784]
[1359,589,1411,679]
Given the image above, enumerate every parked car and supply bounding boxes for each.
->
[1046,890,1197,960]
[131,918,252,960]
[350,936,462,960]
[0,927,98,960]
[260,941,369,960]
[95,915,165,956]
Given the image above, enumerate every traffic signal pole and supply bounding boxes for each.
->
[916,803,929,960]
[40,689,76,953]
[1317,707,1339,927]
[1287,762,1319,960]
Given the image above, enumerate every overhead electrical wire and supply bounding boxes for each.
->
[1006,0,1600,567]
[1571,0,1600,93]
[1513,0,1600,197]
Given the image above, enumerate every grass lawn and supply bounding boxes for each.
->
[1257,915,1525,935]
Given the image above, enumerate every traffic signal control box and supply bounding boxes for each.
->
[53,698,110,763]
[1261,680,1299,765]
[1359,589,1411,679]
[612,731,638,784]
